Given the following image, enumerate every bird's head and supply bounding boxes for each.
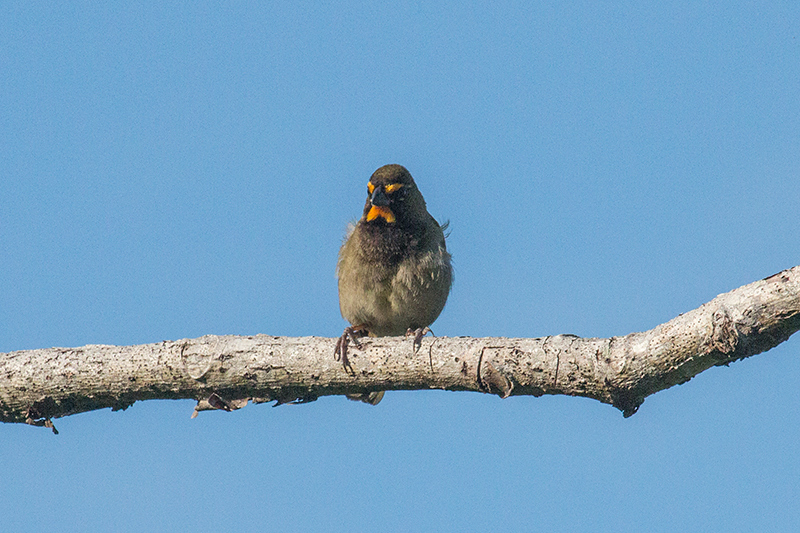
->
[362,164,427,226]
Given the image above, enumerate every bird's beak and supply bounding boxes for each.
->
[370,186,390,207]
[366,185,396,223]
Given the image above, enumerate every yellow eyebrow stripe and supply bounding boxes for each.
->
[367,182,403,194]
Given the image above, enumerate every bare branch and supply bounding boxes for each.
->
[2,266,798,429]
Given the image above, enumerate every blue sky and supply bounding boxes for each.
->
[2,2,799,531]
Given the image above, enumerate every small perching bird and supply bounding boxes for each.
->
[335,164,453,404]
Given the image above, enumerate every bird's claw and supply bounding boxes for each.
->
[335,325,365,375]
[406,327,432,353]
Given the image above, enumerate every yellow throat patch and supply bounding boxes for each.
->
[366,205,396,223]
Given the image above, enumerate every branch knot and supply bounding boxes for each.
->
[707,307,739,358]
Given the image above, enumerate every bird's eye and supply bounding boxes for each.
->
[385,183,404,194]
[367,182,375,195]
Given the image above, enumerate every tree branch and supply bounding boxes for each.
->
[2,266,799,430]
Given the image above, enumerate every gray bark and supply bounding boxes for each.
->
[2,266,799,432]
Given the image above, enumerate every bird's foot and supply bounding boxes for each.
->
[335,325,366,375]
[406,327,432,353]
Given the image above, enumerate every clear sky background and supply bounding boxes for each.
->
[2,2,799,531]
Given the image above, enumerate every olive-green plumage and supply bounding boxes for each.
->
[335,165,452,403]
[337,164,452,336]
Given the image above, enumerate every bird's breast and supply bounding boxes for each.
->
[337,217,451,336]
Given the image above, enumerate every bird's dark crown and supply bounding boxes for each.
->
[368,164,417,188]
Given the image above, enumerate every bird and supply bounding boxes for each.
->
[335,164,453,404]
